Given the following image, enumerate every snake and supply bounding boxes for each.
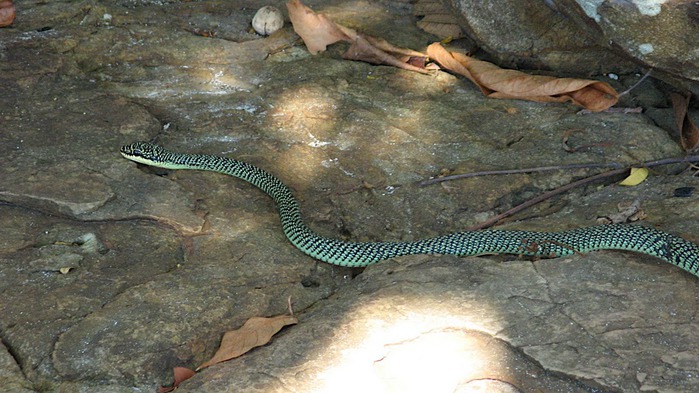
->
[121,141,699,277]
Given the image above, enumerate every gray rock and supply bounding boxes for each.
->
[442,0,699,93]
[1,1,698,392]
[178,251,699,392]
[441,0,633,74]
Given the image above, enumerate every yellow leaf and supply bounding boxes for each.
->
[619,167,648,186]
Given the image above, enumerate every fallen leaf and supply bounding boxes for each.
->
[342,32,431,74]
[286,0,430,74]
[0,0,15,27]
[619,167,648,186]
[426,43,619,111]
[197,314,298,370]
[413,0,464,39]
[158,367,196,393]
[670,92,699,151]
[286,0,349,55]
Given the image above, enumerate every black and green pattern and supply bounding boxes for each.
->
[120,142,699,276]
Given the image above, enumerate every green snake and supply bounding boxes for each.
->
[121,141,699,277]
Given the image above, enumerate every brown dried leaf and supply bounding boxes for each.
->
[286,0,430,73]
[427,43,619,111]
[286,0,351,54]
[413,0,464,39]
[416,15,464,40]
[158,367,196,393]
[197,314,298,370]
[413,0,463,39]
[425,43,486,93]
[670,92,699,151]
[363,34,429,60]
[343,33,431,74]
[0,0,15,28]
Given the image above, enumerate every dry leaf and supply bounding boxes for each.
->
[286,0,430,73]
[416,15,464,40]
[361,34,430,62]
[0,0,15,27]
[424,43,488,94]
[158,367,196,393]
[413,0,463,39]
[286,0,349,54]
[197,314,298,370]
[670,92,699,151]
[342,32,431,74]
[426,43,619,111]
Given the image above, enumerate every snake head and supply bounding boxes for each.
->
[120,141,166,166]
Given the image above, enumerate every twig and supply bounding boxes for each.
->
[619,68,653,97]
[466,167,628,230]
[577,107,644,115]
[419,162,624,186]
[575,69,653,115]
[422,154,699,230]
[421,155,699,187]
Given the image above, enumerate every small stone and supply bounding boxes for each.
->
[252,6,284,36]
[638,43,654,55]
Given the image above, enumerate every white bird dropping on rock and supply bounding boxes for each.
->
[252,6,284,36]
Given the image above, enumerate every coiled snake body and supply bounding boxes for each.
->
[121,142,699,277]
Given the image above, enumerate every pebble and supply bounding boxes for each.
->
[252,6,284,36]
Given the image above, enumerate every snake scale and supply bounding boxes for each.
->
[121,142,699,277]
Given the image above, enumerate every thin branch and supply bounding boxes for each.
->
[421,154,699,230]
[619,68,653,97]
[421,155,699,187]
[575,70,652,115]
[419,162,624,186]
[466,167,628,230]
[577,106,643,115]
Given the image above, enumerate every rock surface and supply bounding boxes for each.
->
[1,1,698,392]
[440,0,699,93]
